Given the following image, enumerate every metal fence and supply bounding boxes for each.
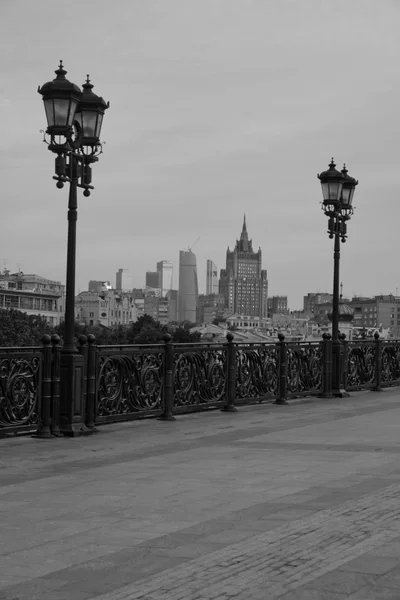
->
[1,333,400,436]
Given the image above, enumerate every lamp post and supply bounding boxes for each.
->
[318,159,358,396]
[38,61,109,435]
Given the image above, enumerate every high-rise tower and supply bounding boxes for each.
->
[219,215,268,317]
[178,250,199,323]
[157,260,173,297]
[206,259,219,295]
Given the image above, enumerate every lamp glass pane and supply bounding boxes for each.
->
[329,181,343,202]
[67,98,79,126]
[44,99,55,127]
[74,111,83,130]
[341,186,350,206]
[54,99,71,126]
[95,113,104,138]
[321,182,330,201]
[81,110,97,138]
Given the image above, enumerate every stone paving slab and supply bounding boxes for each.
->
[1,388,400,598]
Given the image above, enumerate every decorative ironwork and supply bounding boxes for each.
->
[97,348,164,418]
[381,342,400,385]
[286,342,322,397]
[0,351,41,430]
[173,346,227,407]
[346,341,376,389]
[236,345,279,400]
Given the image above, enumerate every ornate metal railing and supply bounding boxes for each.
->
[96,344,164,422]
[172,343,227,411]
[381,341,400,386]
[345,340,376,390]
[286,342,322,397]
[2,334,400,438]
[235,343,278,402]
[0,347,42,434]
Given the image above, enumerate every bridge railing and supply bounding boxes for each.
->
[1,333,400,436]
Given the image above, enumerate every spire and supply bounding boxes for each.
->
[240,214,249,251]
[242,214,247,235]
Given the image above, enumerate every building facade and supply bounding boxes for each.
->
[303,292,333,314]
[219,216,268,318]
[197,293,225,324]
[178,250,199,323]
[75,290,137,327]
[0,271,64,326]
[166,289,179,322]
[267,295,288,317]
[313,294,400,337]
[206,260,219,295]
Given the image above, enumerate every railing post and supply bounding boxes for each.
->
[222,332,237,412]
[158,333,176,421]
[340,333,349,392]
[78,334,88,427]
[34,334,53,438]
[86,334,98,429]
[274,333,288,405]
[319,333,332,398]
[372,332,382,391]
[51,334,61,437]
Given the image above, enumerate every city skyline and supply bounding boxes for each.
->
[1,1,399,310]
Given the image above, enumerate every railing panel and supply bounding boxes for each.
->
[236,344,278,402]
[173,344,227,411]
[381,341,400,387]
[286,342,322,397]
[345,341,376,390]
[96,345,164,423]
[0,348,42,434]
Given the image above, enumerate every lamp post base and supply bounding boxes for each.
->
[331,341,349,399]
[332,389,350,398]
[221,405,238,412]
[59,352,92,436]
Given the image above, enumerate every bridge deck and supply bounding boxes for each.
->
[1,389,400,599]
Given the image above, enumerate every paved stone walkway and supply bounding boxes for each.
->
[2,388,400,599]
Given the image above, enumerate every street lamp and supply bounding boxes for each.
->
[318,159,358,396]
[38,61,109,435]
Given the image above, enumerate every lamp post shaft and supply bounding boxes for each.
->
[332,217,340,344]
[331,214,348,397]
[59,155,88,435]
[63,158,78,353]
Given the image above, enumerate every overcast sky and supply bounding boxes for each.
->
[1,0,399,310]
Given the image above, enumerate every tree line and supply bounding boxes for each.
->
[0,309,201,347]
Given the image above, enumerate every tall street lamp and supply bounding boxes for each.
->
[38,61,109,435]
[318,159,358,396]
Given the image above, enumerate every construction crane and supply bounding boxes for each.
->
[187,237,200,252]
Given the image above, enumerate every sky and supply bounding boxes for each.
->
[1,0,399,310]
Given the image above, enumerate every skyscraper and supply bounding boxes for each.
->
[178,250,199,323]
[157,260,173,297]
[206,259,219,295]
[219,216,268,317]
[116,269,133,292]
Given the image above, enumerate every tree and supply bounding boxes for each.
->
[126,315,167,344]
[170,321,201,343]
[0,309,53,347]
[212,317,227,326]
